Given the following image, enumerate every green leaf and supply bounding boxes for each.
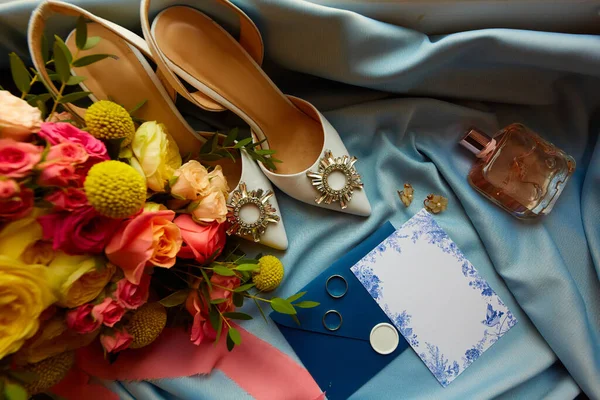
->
[58,91,91,104]
[83,36,101,50]
[66,75,87,85]
[228,326,242,345]
[223,312,252,320]
[167,174,179,188]
[7,369,37,384]
[159,289,190,307]
[128,99,147,115]
[4,382,28,400]
[210,298,228,305]
[232,292,244,307]
[234,283,255,292]
[291,314,301,326]
[226,330,235,351]
[200,269,212,292]
[200,133,218,154]
[41,34,50,63]
[208,307,220,331]
[53,37,71,83]
[48,73,61,82]
[75,16,87,50]
[234,137,252,148]
[26,93,52,107]
[270,298,297,315]
[253,297,268,324]
[72,54,117,67]
[235,263,260,272]
[214,311,224,345]
[9,53,31,94]
[213,265,236,277]
[223,127,238,146]
[54,35,73,64]
[286,291,307,303]
[198,153,224,162]
[35,98,48,118]
[236,258,258,265]
[255,149,277,155]
[294,301,320,309]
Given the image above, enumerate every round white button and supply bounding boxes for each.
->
[369,323,399,355]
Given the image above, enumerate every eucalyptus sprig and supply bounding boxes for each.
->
[198,128,283,171]
[158,251,319,351]
[8,16,116,120]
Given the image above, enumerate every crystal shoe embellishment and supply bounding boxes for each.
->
[226,182,280,242]
[306,150,364,209]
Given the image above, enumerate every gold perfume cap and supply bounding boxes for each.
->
[460,128,493,155]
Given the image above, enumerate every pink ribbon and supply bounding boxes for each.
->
[56,326,324,400]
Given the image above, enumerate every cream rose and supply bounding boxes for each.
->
[207,165,229,195]
[0,91,43,141]
[170,160,210,200]
[0,256,56,359]
[190,188,228,224]
[131,121,182,192]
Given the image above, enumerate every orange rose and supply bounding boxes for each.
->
[106,210,182,284]
[190,189,228,224]
[170,160,210,200]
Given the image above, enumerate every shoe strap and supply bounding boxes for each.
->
[28,0,154,121]
[140,0,264,112]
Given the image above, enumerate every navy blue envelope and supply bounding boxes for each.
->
[270,222,409,400]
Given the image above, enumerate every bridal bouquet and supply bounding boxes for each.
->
[0,28,316,399]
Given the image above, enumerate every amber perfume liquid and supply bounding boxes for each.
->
[460,123,575,219]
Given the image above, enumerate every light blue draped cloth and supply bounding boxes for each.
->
[1,0,599,398]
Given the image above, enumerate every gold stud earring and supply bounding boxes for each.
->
[423,193,448,214]
[397,183,414,207]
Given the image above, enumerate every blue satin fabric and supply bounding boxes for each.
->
[1,0,599,399]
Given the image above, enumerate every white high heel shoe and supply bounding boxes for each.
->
[28,0,288,250]
[140,1,372,217]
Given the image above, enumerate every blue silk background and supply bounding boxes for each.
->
[1,0,599,398]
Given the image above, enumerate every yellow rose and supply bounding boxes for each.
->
[170,160,210,200]
[131,121,182,192]
[190,188,228,224]
[0,256,56,359]
[0,90,43,141]
[13,316,98,364]
[0,210,43,260]
[46,252,116,308]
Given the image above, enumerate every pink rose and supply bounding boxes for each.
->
[190,189,228,224]
[100,329,133,353]
[0,90,42,141]
[0,185,33,221]
[186,291,217,346]
[170,160,210,200]
[92,297,126,327]
[45,188,88,211]
[0,138,42,178]
[174,215,226,264]
[115,274,151,310]
[67,304,102,334]
[106,210,182,284]
[0,179,19,199]
[46,141,89,165]
[38,162,77,186]
[38,122,108,162]
[209,274,240,314]
[38,206,121,254]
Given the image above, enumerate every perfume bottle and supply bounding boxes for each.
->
[460,123,575,219]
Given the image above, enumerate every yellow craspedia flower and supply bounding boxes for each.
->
[0,256,56,359]
[253,255,284,292]
[126,302,167,349]
[85,100,135,145]
[24,351,75,395]
[84,160,146,219]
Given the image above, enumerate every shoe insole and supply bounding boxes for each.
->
[153,7,324,175]
[65,23,203,155]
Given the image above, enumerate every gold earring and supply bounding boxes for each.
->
[423,193,448,214]
[397,183,414,207]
